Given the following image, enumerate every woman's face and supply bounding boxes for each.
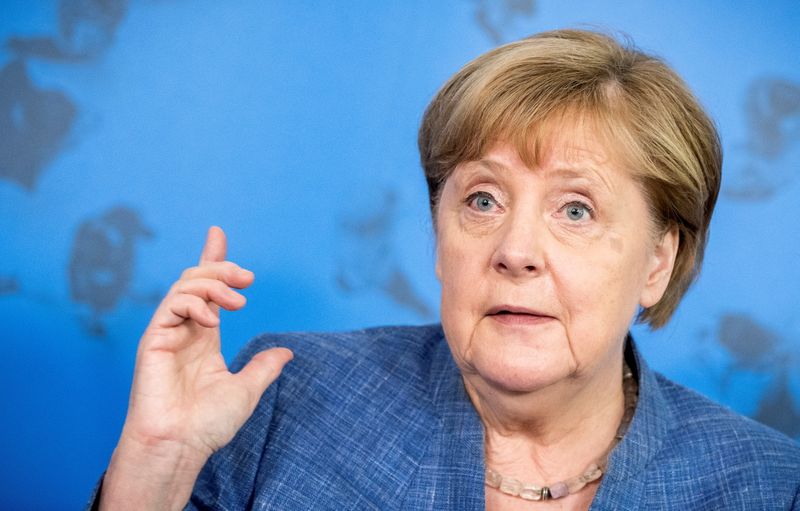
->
[435,126,678,393]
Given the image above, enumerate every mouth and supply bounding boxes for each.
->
[487,305,550,316]
[486,305,554,325]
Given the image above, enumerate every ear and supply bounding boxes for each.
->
[639,226,679,308]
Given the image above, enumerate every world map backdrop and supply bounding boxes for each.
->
[0,1,798,508]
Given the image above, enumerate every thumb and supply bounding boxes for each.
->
[235,347,294,405]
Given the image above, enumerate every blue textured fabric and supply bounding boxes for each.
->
[183,324,800,510]
[86,324,799,509]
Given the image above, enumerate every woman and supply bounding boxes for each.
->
[93,29,799,510]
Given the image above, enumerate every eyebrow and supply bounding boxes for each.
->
[546,166,617,193]
[474,158,508,172]
[471,157,616,192]
[452,159,506,182]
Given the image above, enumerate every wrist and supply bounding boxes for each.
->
[99,434,209,511]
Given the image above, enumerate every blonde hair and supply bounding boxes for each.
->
[419,29,721,329]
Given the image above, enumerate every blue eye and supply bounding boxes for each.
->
[564,202,592,221]
[468,192,498,212]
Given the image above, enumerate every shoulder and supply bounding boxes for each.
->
[221,325,450,508]
[233,324,448,413]
[241,323,444,361]
[194,325,449,509]
[651,372,800,501]
[237,324,444,379]
[654,372,800,461]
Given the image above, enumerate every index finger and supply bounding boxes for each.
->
[199,226,227,265]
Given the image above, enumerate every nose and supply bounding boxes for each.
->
[490,212,546,279]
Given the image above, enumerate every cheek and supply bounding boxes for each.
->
[607,232,624,254]
[437,235,476,308]
[436,229,492,332]
[552,236,645,333]
[435,214,480,285]
[436,241,475,363]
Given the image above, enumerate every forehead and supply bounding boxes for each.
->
[454,119,634,190]
[473,106,640,178]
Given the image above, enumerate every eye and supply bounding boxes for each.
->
[466,191,499,213]
[562,201,593,222]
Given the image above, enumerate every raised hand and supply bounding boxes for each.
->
[99,227,292,511]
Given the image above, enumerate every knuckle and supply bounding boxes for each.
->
[180,266,198,280]
[211,278,229,292]
[226,260,244,272]
[218,261,237,278]
[164,293,184,310]
[168,280,184,295]
[173,293,197,308]
[201,280,225,301]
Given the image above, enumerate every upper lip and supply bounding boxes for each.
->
[486,305,551,317]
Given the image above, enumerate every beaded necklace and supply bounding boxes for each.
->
[484,362,638,502]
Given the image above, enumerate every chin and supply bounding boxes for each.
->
[470,349,572,394]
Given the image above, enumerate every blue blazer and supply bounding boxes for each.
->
[181,325,799,510]
[88,325,800,509]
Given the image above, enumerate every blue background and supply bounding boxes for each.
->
[1,1,798,508]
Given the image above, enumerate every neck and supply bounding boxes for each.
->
[465,352,626,485]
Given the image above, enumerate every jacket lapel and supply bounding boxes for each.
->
[400,328,486,510]
[590,338,671,510]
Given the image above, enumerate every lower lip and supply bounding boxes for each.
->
[489,313,554,326]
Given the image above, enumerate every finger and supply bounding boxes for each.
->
[171,278,247,310]
[235,348,294,405]
[180,262,255,289]
[154,293,219,328]
[199,226,227,265]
